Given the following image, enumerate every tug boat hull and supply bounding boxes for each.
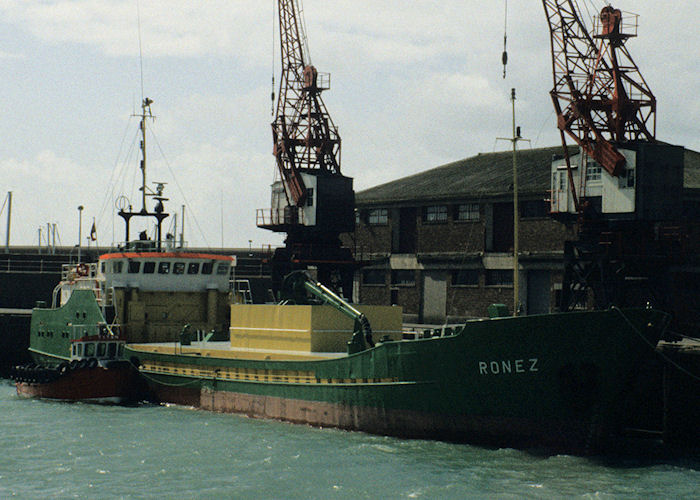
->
[13,361,137,404]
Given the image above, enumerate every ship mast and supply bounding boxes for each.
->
[117,97,169,250]
[139,97,152,212]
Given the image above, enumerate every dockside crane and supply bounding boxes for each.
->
[257,0,357,299]
[543,0,656,210]
[542,1,685,311]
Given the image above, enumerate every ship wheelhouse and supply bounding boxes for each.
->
[98,252,234,293]
[70,336,125,362]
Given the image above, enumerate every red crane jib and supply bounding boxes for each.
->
[543,0,656,209]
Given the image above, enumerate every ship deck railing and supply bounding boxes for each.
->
[69,322,120,341]
[402,322,473,340]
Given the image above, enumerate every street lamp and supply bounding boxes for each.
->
[77,205,84,263]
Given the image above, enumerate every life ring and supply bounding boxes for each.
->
[76,263,89,276]
[58,362,69,375]
[69,359,79,371]
[87,357,98,369]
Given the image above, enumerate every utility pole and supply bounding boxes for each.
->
[498,89,529,315]
[511,89,520,315]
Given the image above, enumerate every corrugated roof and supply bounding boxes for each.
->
[356,146,572,205]
[357,145,700,205]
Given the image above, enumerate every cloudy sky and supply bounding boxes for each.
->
[1,1,698,250]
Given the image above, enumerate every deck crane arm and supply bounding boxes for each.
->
[281,271,374,354]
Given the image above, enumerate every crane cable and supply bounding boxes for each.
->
[271,0,276,116]
[502,0,508,78]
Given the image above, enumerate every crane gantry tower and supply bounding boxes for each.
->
[542,1,684,311]
[543,0,657,211]
[258,0,356,298]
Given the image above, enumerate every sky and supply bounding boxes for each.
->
[0,0,698,250]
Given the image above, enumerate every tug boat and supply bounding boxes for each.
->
[12,333,134,404]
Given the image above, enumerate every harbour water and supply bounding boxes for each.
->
[1,380,698,499]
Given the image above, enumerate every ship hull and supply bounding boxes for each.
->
[128,307,670,453]
[13,362,137,404]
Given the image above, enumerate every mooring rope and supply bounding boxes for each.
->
[611,306,700,383]
[136,369,206,388]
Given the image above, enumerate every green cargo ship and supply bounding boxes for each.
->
[124,271,670,453]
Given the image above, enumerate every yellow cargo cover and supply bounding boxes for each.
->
[230,304,402,353]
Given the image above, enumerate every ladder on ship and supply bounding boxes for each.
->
[233,279,253,304]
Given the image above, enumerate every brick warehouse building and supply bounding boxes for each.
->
[344,145,700,326]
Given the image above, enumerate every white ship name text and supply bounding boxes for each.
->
[478,358,539,375]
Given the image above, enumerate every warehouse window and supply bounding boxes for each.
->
[362,269,385,285]
[368,208,388,225]
[521,200,549,218]
[391,270,415,286]
[423,205,448,223]
[456,203,479,221]
[485,269,513,286]
[451,269,479,286]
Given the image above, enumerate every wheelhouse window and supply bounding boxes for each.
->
[391,270,415,286]
[143,262,156,274]
[112,261,124,273]
[368,208,388,225]
[216,263,230,275]
[173,262,186,275]
[362,269,386,285]
[451,269,479,286]
[187,262,200,275]
[423,205,448,223]
[128,261,141,274]
[158,262,171,274]
[107,342,117,359]
[456,203,479,221]
[485,269,513,286]
[97,342,106,357]
[201,262,214,275]
[85,343,95,357]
